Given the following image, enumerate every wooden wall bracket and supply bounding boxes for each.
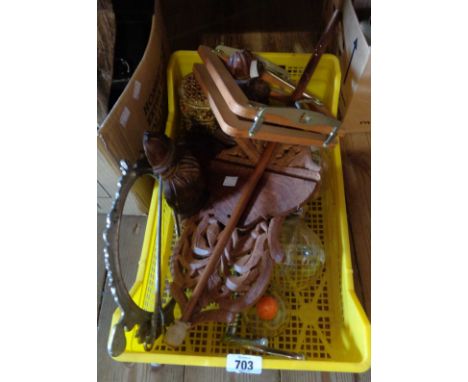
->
[197,45,341,140]
[193,63,332,147]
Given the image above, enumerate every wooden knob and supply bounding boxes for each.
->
[143,131,175,173]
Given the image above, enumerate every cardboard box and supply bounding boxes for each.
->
[97,1,169,215]
[324,0,371,133]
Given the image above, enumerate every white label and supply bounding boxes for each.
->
[119,107,130,127]
[226,354,262,374]
[223,176,238,187]
[250,60,260,78]
[133,80,142,99]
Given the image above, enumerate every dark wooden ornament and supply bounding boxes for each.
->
[143,131,208,217]
[226,49,263,80]
[239,77,271,104]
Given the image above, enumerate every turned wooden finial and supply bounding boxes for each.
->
[143,131,176,174]
[143,131,208,217]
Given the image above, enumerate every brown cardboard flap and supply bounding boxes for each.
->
[338,0,371,133]
[97,2,169,213]
[341,55,370,133]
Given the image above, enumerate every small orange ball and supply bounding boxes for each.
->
[256,295,279,320]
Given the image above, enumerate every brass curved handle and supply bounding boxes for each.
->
[102,159,175,356]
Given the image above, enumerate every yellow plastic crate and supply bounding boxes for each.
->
[109,51,371,372]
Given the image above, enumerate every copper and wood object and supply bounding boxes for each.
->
[197,45,341,145]
[214,48,333,117]
[193,63,329,147]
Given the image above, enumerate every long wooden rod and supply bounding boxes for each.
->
[290,9,342,102]
[181,141,277,322]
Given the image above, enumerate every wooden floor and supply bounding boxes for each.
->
[96,133,370,382]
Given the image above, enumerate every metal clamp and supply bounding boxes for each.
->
[293,99,341,147]
[103,159,175,357]
[322,125,340,148]
[248,107,266,137]
[294,98,324,109]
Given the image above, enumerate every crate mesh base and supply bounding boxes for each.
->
[138,197,342,361]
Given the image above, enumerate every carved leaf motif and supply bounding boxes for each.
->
[170,211,283,324]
